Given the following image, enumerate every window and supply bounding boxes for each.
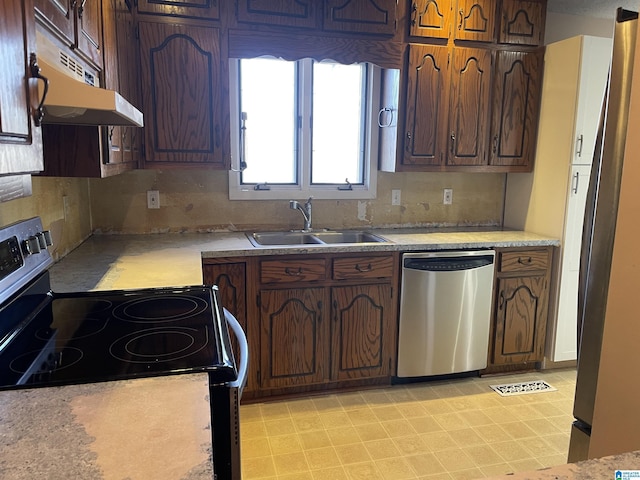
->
[228,57,379,200]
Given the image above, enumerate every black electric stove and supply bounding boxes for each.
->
[0,217,247,480]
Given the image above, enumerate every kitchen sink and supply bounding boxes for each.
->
[246,230,389,247]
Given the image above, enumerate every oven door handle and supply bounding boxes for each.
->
[223,308,249,397]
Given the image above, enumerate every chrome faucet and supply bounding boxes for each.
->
[289,197,312,231]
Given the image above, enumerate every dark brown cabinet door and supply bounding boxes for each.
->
[259,288,329,389]
[447,47,492,166]
[489,49,542,169]
[492,274,548,365]
[409,0,452,39]
[323,0,396,35]
[34,0,75,46]
[237,0,317,29]
[137,0,220,20]
[403,44,450,167]
[331,285,393,381]
[75,0,103,68]
[0,0,43,175]
[498,0,545,46]
[139,22,224,167]
[454,0,496,42]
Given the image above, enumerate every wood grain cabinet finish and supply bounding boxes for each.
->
[0,0,44,175]
[323,0,397,35]
[34,0,103,69]
[489,49,543,170]
[260,259,326,283]
[453,0,497,42]
[489,247,552,369]
[447,46,492,166]
[237,0,318,29]
[403,44,450,167]
[259,288,329,389]
[331,284,393,380]
[332,256,394,280]
[138,21,225,168]
[498,0,545,46]
[137,0,220,20]
[409,0,453,39]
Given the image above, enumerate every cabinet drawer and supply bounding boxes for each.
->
[332,256,394,280]
[260,259,326,284]
[499,250,549,272]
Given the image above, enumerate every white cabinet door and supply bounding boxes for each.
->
[554,164,591,361]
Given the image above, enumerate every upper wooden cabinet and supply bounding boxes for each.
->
[138,21,226,168]
[410,0,546,46]
[34,0,103,68]
[409,0,453,39]
[236,0,396,35]
[0,0,44,175]
[323,0,397,35]
[402,44,491,168]
[454,0,497,42]
[489,49,543,170]
[237,0,318,29]
[498,0,545,46]
[137,0,220,20]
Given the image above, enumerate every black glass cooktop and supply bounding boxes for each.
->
[0,281,237,390]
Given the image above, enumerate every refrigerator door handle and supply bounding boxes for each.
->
[572,172,580,195]
[576,134,584,158]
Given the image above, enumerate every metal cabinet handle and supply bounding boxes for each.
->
[78,0,88,19]
[377,107,393,128]
[499,291,505,310]
[410,2,418,26]
[284,267,302,276]
[29,53,49,127]
[450,131,456,154]
[572,172,580,194]
[517,256,533,265]
[458,9,464,30]
[492,134,498,154]
[355,263,372,272]
[576,134,584,158]
[405,132,412,152]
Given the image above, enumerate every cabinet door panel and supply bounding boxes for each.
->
[454,0,496,42]
[34,0,74,46]
[409,0,452,39]
[498,0,545,46]
[260,288,328,388]
[237,0,317,28]
[0,0,43,174]
[404,44,450,166]
[139,22,224,166]
[324,0,396,35]
[493,275,548,364]
[75,0,103,68]
[489,49,542,168]
[137,0,220,20]
[331,285,393,380]
[447,47,491,166]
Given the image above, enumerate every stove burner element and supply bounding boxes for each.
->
[109,327,209,363]
[35,318,108,341]
[9,347,84,375]
[112,295,208,323]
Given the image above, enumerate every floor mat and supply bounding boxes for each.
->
[489,380,557,396]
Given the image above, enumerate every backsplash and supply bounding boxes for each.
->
[88,169,505,234]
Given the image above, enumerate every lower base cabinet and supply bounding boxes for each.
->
[483,247,553,374]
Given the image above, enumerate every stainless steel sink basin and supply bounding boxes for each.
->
[246,230,389,247]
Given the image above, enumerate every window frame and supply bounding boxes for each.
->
[228,57,380,201]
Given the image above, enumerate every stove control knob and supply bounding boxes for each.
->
[35,232,47,249]
[42,230,53,247]
[23,236,41,255]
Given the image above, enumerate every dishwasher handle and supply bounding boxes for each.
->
[404,255,494,272]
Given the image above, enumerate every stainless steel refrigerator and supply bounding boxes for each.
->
[568,8,638,462]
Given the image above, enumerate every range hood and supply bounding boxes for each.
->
[35,35,143,128]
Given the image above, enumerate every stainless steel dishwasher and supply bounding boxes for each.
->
[396,250,496,378]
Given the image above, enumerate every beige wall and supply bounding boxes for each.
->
[88,169,505,234]
[545,12,614,44]
[0,177,92,260]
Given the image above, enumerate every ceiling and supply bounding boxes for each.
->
[547,0,639,19]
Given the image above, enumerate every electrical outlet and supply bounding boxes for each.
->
[443,188,453,205]
[391,189,401,206]
[147,190,160,209]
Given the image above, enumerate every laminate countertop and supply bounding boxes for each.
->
[48,228,559,292]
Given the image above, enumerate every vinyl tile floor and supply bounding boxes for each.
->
[239,368,576,480]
